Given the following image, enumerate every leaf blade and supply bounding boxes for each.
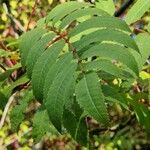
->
[19,28,47,66]
[45,62,77,131]
[96,0,115,15]
[60,7,109,29]
[46,1,89,24]
[126,0,150,24]
[73,28,139,51]
[70,16,131,37]
[26,32,56,78]
[31,40,65,101]
[76,72,109,126]
[32,110,51,142]
[81,43,140,76]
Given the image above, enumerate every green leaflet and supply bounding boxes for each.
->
[64,77,76,109]
[71,99,84,119]
[26,32,56,78]
[46,1,90,24]
[63,109,77,137]
[96,0,115,16]
[81,43,139,76]
[69,16,131,37]
[31,40,65,101]
[10,90,33,131]
[73,29,139,51]
[37,17,46,27]
[128,48,143,72]
[43,53,73,99]
[135,33,150,65]
[75,117,89,147]
[19,28,47,67]
[63,109,88,147]
[126,0,150,25]
[82,59,124,78]
[129,99,150,134]
[45,62,77,131]
[32,110,51,142]
[76,72,109,126]
[60,7,109,29]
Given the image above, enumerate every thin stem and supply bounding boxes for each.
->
[66,38,85,74]
[114,0,134,17]
[134,28,150,34]
[26,0,39,31]
[0,92,17,129]
[49,27,85,74]
[0,64,6,71]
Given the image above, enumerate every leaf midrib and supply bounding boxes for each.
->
[84,76,105,121]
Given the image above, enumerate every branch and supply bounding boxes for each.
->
[114,0,135,17]
[26,0,39,31]
[0,92,17,129]
[48,27,85,74]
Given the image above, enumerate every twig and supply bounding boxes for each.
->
[114,0,135,17]
[3,3,25,33]
[2,2,18,38]
[134,28,150,34]
[48,27,85,74]
[0,92,17,129]
[0,64,6,71]
[90,114,135,136]
[26,0,39,31]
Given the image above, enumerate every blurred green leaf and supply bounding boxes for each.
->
[32,110,52,142]
[135,33,150,65]
[129,99,150,134]
[126,0,150,24]
[96,0,115,15]
[10,90,33,131]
